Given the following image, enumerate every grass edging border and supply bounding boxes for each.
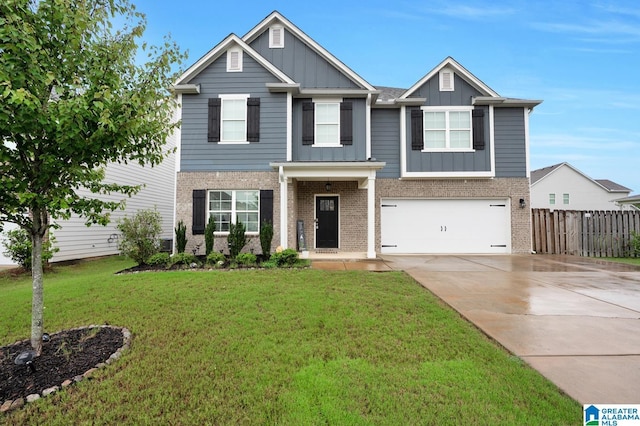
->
[1,325,131,414]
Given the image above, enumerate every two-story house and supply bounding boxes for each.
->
[172,11,541,258]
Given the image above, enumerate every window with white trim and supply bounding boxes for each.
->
[563,193,570,205]
[314,102,340,146]
[422,106,472,150]
[227,47,243,72]
[208,190,259,233]
[269,25,284,48]
[220,94,249,142]
[549,193,556,205]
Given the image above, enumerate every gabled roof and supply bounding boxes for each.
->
[400,56,499,100]
[173,34,296,88]
[531,162,631,193]
[242,11,376,92]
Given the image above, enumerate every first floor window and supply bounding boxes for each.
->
[549,193,556,205]
[422,107,472,150]
[563,193,570,205]
[208,190,259,233]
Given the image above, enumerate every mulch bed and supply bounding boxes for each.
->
[1,326,127,409]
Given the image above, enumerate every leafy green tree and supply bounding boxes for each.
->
[0,0,185,354]
[1,228,59,270]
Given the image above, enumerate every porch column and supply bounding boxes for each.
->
[279,166,288,248]
[367,176,376,259]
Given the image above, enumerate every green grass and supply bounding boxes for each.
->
[603,257,640,266]
[1,257,580,425]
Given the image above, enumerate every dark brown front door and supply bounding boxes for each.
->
[316,196,338,248]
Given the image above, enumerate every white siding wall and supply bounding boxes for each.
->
[0,222,19,266]
[531,166,629,211]
[50,127,177,262]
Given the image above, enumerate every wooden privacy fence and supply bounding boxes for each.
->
[531,209,640,257]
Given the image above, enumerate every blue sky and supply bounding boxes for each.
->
[134,0,640,194]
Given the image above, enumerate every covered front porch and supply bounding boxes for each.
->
[271,161,385,259]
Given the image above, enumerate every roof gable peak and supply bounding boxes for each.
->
[400,56,499,99]
[174,33,294,86]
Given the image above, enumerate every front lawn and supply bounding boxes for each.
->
[1,257,579,424]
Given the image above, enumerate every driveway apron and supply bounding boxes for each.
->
[381,254,640,404]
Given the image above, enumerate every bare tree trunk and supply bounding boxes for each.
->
[30,207,47,355]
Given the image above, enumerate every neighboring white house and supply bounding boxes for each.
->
[530,162,635,211]
[1,114,177,266]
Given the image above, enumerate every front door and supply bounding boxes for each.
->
[316,196,339,248]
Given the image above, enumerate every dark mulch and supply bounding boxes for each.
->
[0,327,124,402]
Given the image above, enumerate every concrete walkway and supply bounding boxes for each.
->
[377,254,640,404]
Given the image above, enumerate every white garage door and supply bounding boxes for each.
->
[381,198,511,254]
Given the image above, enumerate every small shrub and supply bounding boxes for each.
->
[147,252,170,267]
[236,252,257,266]
[206,251,226,268]
[631,231,640,257]
[170,252,199,267]
[259,220,273,257]
[270,248,299,267]
[205,215,216,255]
[228,220,246,258]
[175,220,187,253]
[117,209,162,265]
[1,228,58,270]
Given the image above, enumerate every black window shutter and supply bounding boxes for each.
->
[302,101,314,145]
[207,98,221,142]
[259,190,273,228]
[192,189,206,235]
[247,97,260,142]
[411,109,423,150]
[340,101,353,145]
[472,107,485,150]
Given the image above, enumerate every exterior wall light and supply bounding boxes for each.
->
[519,198,526,209]
[325,182,332,192]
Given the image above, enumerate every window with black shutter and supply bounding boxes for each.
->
[411,109,424,150]
[472,107,485,150]
[247,97,260,142]
[302,101,314,145]
[340,101,353,145]
[207,98,221,142]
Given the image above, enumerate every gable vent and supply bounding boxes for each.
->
[227,48,242,72]
[269,25,284,48]
[439,68,454,91]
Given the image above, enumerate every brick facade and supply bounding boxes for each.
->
[176,171,531,255]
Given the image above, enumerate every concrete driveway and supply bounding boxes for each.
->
[380,254,640,405]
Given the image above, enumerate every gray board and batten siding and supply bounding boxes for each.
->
[292,98,367,162]
[371,109,401,179]
[180,52,287,172]
[493,107,527,178]
[248,28,363,89]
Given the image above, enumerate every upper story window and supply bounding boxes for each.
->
[208,190,259,233]
[315,102,340,146]
[220,94,248,142]
[269,25,284,48]
[439,68,454,91]
[549,193,556,205]
[421,106,472,151]
[227,47,243,72]
[302,100,353,147]
[207,95,260,143]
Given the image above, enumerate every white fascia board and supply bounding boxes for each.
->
[474,96,543,109]
[174,34,295,86]
[242,11,376,92]
[171,84,200,94]
[401,57,500,100]
[270,161,386,180]
[298,89,372,98]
